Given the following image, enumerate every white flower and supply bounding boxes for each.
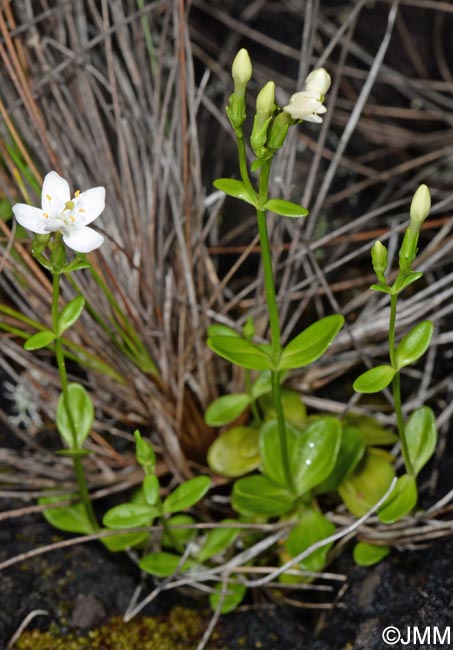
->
[13,171,105,253]
[283,68,331,123]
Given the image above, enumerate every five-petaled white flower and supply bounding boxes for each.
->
[13,171,105,253]
[283,68,331,123]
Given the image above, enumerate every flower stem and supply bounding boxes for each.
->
[51,249,98,531]
[255,160,293,492]
[389,293,414,476]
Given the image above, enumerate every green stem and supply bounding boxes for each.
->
[51,252,99,531]
[255,160,293,492]
[236,129,256,197]
[389,293,414,475]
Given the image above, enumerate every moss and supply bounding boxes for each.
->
[15,607,216,650]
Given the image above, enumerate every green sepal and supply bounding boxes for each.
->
[353,365,396,394]
[405,406,437,476]
[207,426,260,478]
[204,393,251,427]
[378,474,417,523]
[56,383,94,449]
[353,542,390,567]
[24,329,56,350]
[263,199,308,218]
[208,335,274,370]
[395,320,433,369]
[232,475,295,517]
[56,295,86,335]
[163,476,211,514]
[279,315,344,370]
[213,178,256,206]
[209,582,247,614]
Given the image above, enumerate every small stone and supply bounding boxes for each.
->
[69,594,106,629]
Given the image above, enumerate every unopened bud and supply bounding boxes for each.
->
[303,68,331,97]
[256,81,275,116]
[232,48,252,87]
[410,184,431,227]
[371,240,388,282]
[267,111,291,151]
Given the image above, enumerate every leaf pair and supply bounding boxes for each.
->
[24,295,85,350]
[214,178,308,218]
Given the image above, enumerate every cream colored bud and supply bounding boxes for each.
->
[256,81,275,116]
[410,184,431,226]
[232,48,252,85]
[303,68,331,96]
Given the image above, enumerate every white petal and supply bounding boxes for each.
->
[12,204,50,234]
[302,113,323,123]
[42,171,70,216]
[63,226,104,253]
[74,187,105,225]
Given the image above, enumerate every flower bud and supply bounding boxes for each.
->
[410,184,431,227]
[371,240,388,282]
[256,81,275,116]
[266,111,291,151]
[232,48,252,87]
[303,68,331,97]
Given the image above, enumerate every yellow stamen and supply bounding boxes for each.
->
[65,200,75,210]
[46,194,52,201]
[70,215,76,223]
[78,208,86,213]
[74,190,81,197]
[43,212,49,218]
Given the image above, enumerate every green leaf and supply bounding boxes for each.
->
[57,295,86,335]
[24,329,56,350]
[139,552,190,577]
[279,315,344,370]
[162,514,196,549]
[102,503,157,529]
[290,417,342,496]
[315,426,365,494]
[206,324,239,338]
[163,476,211,514]
[232,475,295,517]
[208,336,274,370]
[209,582,247,614]
[370,283,393,295]
[259,388,306,428]
[353,542,390,567]
[213,178,256,206]
[285,508,335,573]
[143,474,160,506]
[405,406,437,476]
[341,413,398,446]
[395,271,423,292]
[101,531,149,552]
[378,474,417,524]
[264,199,308,218]
[251,371,272,400]
[338,451,395,517]
[207,426,261,478]
[259,420,302,489]
[395,321,433,369]
[204,393,251,427]
[56,383,94,449]
[39,495,95,534]
[197,520,240,563]
[353,365,396,394]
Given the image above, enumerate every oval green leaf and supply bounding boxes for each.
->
[39,495,95,534]
[162,514,196,548]
[353,365,396,394]
[24,329,56,350]
[102,503,156,529]
[314,426,365,494]
[264,199,308,218]
[209,582,247,614]
[56,382,94,449]
[378,474,417,524]
[213,178,256,206]
[285,508,335,573]
[101,530,149,552]
[341,413,398,446]
[353,542,390,567]
[395,320,433,369]
[208,336,274,370]
[279,315,344,370]
[259,420,302,489]
[206,324,240,338]
[259,388,306,428]
[232,475,295,517]
[292,416,342,496]
[57,295,86,335]
[338,451,395,517]
[251,371,272,400]
[207,426,261,478]
[163,476,211,514]
[204,393,251,427]
[405,406,437,476]
[197,520,240,563]
[139,551,190,577]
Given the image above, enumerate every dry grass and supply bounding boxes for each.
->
[1,0,453,621]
